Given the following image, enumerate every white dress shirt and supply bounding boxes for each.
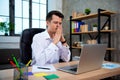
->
[31,30,71,66]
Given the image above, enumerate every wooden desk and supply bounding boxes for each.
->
[0,61,120,80]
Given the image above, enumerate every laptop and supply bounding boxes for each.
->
[58,44,107,74]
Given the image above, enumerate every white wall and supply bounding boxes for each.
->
[48,0,62,12]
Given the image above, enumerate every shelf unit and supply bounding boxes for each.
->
[70,8,116,61]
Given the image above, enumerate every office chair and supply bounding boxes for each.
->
[20,28,45,64]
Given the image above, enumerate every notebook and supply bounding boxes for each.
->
[58,44,107,74]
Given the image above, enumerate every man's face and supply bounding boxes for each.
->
[47,15,62,34]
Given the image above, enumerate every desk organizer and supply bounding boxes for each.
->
[14,63,28,80]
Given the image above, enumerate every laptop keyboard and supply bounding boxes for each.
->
[69,68,77,72]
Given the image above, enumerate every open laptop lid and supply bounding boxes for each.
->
[76,44,107,74]
[58,44,107,74]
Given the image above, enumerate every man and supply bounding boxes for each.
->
[31,10,71,66]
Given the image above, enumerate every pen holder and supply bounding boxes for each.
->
[14,64,28,80]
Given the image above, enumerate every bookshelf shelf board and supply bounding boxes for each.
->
[107,48,116,50]
[72,11,116,20]
[72,30,116,35]
[72,46,116,51]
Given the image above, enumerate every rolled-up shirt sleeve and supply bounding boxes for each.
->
[60,45,71,62]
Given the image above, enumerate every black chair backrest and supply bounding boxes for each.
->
[20,28,45,64]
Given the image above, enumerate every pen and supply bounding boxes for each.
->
[26,60,32,67]
[8,59,16,67]
[37,67,50,70]
[8,59,19,70]
[12,54,20,68]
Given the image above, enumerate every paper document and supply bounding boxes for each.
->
[102,62,120,69]
[32,64,56,73]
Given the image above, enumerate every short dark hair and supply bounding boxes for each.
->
[46,10,64,21]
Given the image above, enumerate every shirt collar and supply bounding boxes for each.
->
[44,30,51,40]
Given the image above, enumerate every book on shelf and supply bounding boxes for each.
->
[72,21,85,33]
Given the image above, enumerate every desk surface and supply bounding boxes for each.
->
[0,61,120,80]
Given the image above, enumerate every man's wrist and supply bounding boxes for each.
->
[61,40,66,44]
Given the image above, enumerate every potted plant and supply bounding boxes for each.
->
[93,24,98,31]
[0,22,14,36]
[104,24,109,30]
[85,8,91,15]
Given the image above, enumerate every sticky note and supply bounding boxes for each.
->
[34,73,48,77]
[43,74,59,80]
